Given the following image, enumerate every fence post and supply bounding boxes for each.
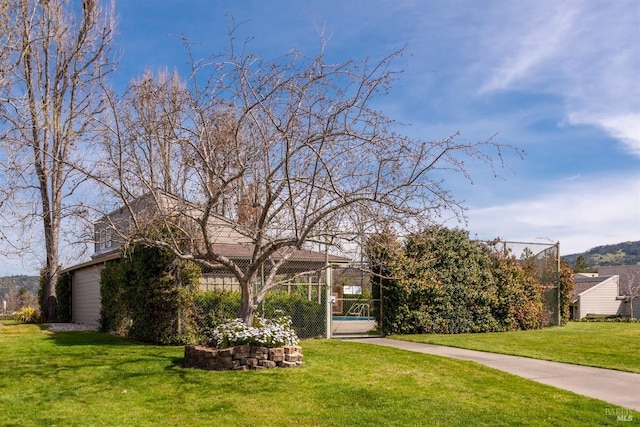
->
[325,263,332,339]
[557,242,561,326]
[325,243,333,339]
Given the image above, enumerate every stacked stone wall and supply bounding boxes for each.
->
[184,344,303,371]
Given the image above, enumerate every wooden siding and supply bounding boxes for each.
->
[576,276,622,319]
[93,191,251,257]
[71,264,104,326]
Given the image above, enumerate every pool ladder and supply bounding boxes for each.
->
[347,302,370,318]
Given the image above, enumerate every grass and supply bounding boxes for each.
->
[392,322,640,373]
[0,324,637,426]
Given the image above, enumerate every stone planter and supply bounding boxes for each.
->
[183,344,304,371]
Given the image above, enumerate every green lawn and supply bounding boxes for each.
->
[392,321,640,373]
[0,324,636,426]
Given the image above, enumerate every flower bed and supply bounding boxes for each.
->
[184,314,303,370]
[184,343,303,371]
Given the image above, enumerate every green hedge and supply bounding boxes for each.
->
[194,290,325,339]
[193,291,241,334]
[580,315,640,323]
[367,227,546,335]
[261,291,325,339]
[100,245,201,345]
[55,273,72,323]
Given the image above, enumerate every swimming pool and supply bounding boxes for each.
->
[332,316,375,321]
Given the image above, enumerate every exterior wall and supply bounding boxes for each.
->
[71,264,104,326]
[633,300,640,319]
[599,265,640,319]
[93,191,251,258]
[618,298,640,319]
[576,276,622,319]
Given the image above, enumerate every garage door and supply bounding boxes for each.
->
[71,264,103,326]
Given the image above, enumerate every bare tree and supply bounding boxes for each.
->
[625,269,640,319]
[97,36,521,324]
[0,0,116,321]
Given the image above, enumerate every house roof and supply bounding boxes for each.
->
[62,252,122,274]
[571,275,618,302]
[65,243,350,274]
[208,243,351,264]
[75,189,351,273]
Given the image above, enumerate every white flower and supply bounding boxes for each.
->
[207,315,299,348]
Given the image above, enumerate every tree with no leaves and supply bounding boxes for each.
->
[96,35,522,324]
[624,269,640,319]
[0,0,116,321]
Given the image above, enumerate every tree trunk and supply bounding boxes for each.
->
[239,277,258,325]
[239,295,257,325]
[41,210,59,323]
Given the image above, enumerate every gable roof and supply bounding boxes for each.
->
[572,275,618,302]
[71,189,352,273]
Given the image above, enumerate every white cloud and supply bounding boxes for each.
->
[569,113,640,156]
[473,0,640,156]
[479,2,577,93]
[466,174,640,254]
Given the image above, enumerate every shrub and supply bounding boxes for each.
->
[194,290,325,340]
[367,226,545,335]
[16,306,40,324]
[100,244,201,345]
[99,258,132,336]
[193,291,241,335]
[260,291,325,339]
[580,315,640,323]
[558,262,574,325]
[55,273,72,323]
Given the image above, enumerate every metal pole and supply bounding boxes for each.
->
[325,245,332,339]
[557,242,562,326]
[379,274,383,336]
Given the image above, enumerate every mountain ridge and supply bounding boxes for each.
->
[562,240,640,268]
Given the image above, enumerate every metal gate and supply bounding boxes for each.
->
[329,265,382,338]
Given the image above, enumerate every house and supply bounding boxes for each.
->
[64,191,350,326]
[570,274,623,319]
[599,265,640,319]
[570,265,640,320]
[92,191,252,259]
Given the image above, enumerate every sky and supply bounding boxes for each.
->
[2,0,640,275]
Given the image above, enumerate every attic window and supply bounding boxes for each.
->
[98,228,113,250]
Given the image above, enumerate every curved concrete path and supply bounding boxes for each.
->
[347,338,640,411]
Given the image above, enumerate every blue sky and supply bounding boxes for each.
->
[2,0,640,276]
[114,0,640,254]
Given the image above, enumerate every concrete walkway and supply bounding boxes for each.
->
[348,338,640,412]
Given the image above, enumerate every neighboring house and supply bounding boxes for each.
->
[64,191,350,326]
[571,274,623,319]
[598,265,640,319]
[92,191,251,259]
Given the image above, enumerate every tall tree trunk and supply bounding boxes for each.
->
[41,206,59,322]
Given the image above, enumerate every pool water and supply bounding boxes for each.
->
[332,316,375,321]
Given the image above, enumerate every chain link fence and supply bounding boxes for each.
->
[194,263,330,340]
[192,260,383,339]
[190,239,560,339]
[484,240,561,326]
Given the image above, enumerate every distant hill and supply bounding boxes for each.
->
[0,275,39,299]
[562,241,640,269]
